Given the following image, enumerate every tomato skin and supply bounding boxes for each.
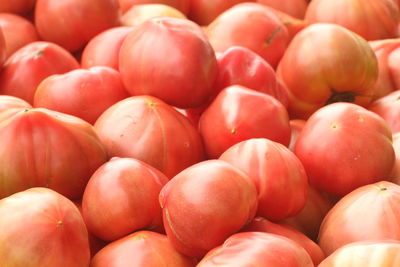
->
[319,182,400,256]
[119,0,190,14]
[206,3,289,69]
[0,188,90,267]
[288,119,306,151]
[188,0,252,26]
[305,0,400,41]
[159,160,258,258]
[257,0,309,19]
[389,133,400,183]
[91,231,196,267]
[119,17,217,109]
[319,240,400,267]
[242,217,325,266]
[82,157,169,241]
[277,23,378,119]
[0,41,79,104]
[369,90,400,134]
[369,39,400,99]
[35,0,120,52]
[121,4,186,27]
[199,85,291,158]
[197,232,314,267]
[0,95,31,113]
[219,138,308,221]
[94,96,205,178]
[214,46,289,108]
[0,0,35,15]
[0,13,38,58]
[0,108,108,200]
[81,27,133,70]
[34,66,130,124]
[295,103,394,196]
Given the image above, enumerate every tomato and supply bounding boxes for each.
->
[159,160,258,257]
[199,85,291,158]
[242,217,325,266]
[369,39,400,99]
[94,96,205,178]
[277,23,378,119]
[295,103,394,196]
[121,4,187,27]
[0,41,79,104]
[197,232,313,267]
[219,138,308,221]
[214,46,289,108]
[319,240,400,267]
[0,188,90,267]
[318,181,400,256]
[35,0,120,52]
[82,157,168,241]
[257,0,309,19]
[0,95,31,113]
[305,0,400,41]
[81,27,133,70]
[369,90,400,134]
[280,186,337,241]
[91,231,196,266]
[0,108,108,200]
[188,0,252,26]
[0,13,38,58]
[206,3,289,69]
[0,0,35,15]
[34,66,130,124]
[119,0,190,14]
[119,17,217,109]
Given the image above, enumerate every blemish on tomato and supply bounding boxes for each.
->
[231,128,236,134]
[57,220,63,227]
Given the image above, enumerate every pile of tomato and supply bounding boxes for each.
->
[1,0,400,266]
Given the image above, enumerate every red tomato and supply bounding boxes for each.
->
[35,0,120,52]
[288,119,306,151]
[119,17,218,109]
[0,188,90,267]
[219,138,308,221]
[389,133,400,183]
[199,85,291,158]
[91,231,196,267]
[0,0,35,14]
[318,181,400,256]
[0,41,79,104]
[280,186,337,241]
[257,0,309,19]
[119,0,190,14]
[206,3,290,69]
[242,217,325,266]
[295,103,394,196]
[197,232,313,267]
[0,108,108,200]
[277,23,378,119]
[319,240,400,267]
[81,27,133,70]
[94,96,205,178]
[0,13,38,58]
[159,160,258,257]
[33,66,130,124]
[214,46,289,107]
[369,90,400,134]
[305,0,400,41]
[82,157,169,241]
[0,95,31,113]
[121,4,187,27]
[188,0,252,26]
[369,39,400,99]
